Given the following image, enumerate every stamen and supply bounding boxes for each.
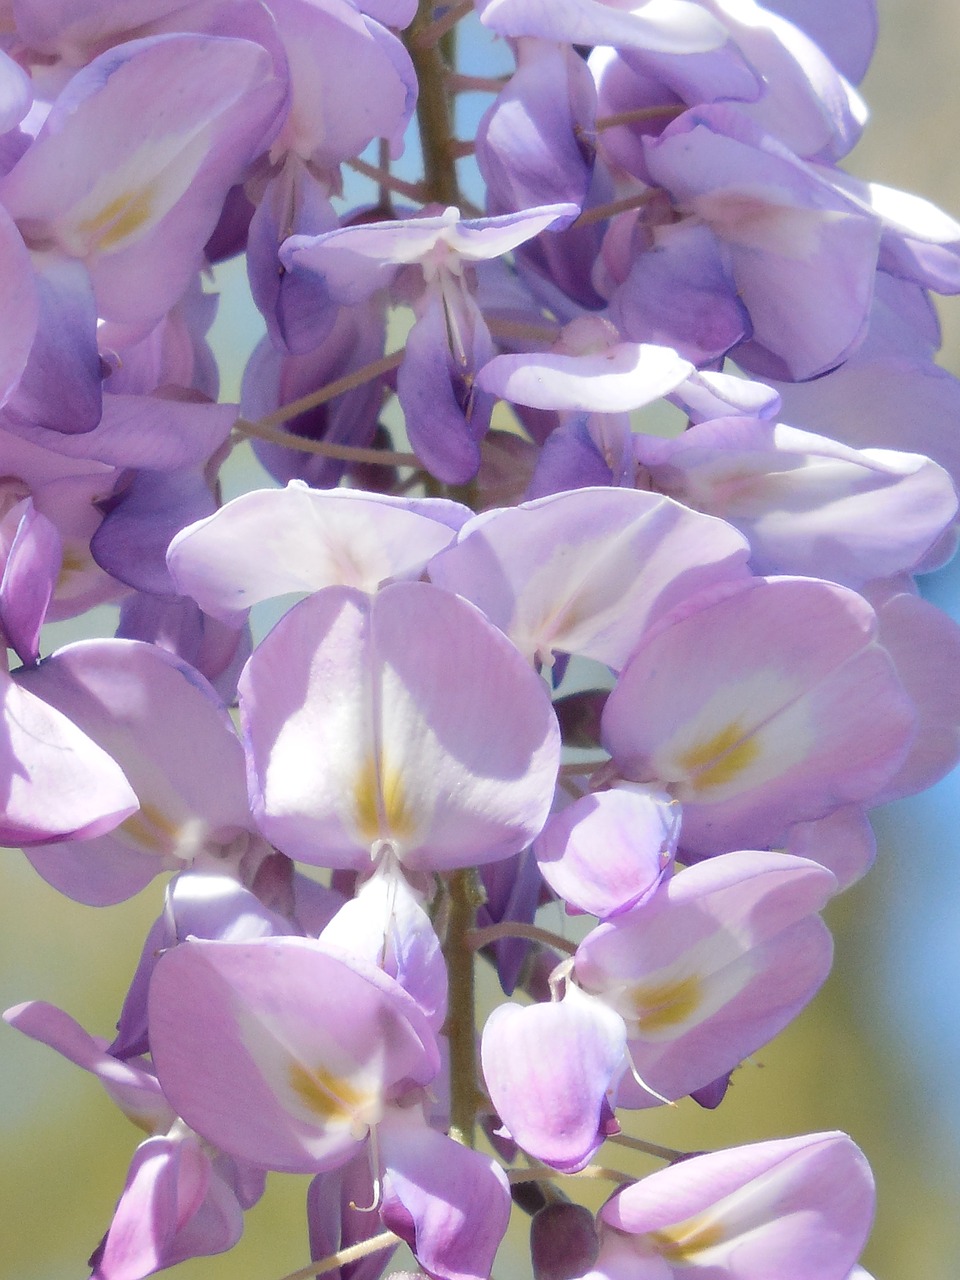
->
[349,1126,384,1213]
[548,957,575,1002]
[626,1047,676,1107]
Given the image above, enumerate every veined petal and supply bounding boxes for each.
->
[378,1106,511,1280]
[1,667,137,847]
[602,577,916,851]
[148,937,437,1174]
[477,341,694,413]
[168,483,468,623]
[241,582,560,871]
[481,984,626,1172]
[429,487,750,669]
[574,851,836,1105]
[600,1132,874,1279]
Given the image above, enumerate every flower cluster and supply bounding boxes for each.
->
[3,3,960,1280]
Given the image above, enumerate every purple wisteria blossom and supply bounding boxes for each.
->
[2,2,958,1277]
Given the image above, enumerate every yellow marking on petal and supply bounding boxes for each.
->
[288,1061,372,1126]
[650,1213,726,1262]
[380,761,414,840]
[631,973,702,1034]
[55,545,90,591]
[354,755,382,844]
[118,802,181,856]
[676,722,760,792]
[75,183,158,253]
[353,755,415,845]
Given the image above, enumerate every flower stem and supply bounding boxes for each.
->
[506,1163,631,1186]
[242,350,405,430]
[412,0,473,49]
[346,156,429,203]
[235,418,420,468]
[405,0,461,206]
[606,1132,686,1162]
[272,1230,400,1280]
[573,190,658,227]
[443,868,486,1146]
[590,104,686,133]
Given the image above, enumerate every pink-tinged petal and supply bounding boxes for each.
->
[5,998,114,1072]
[478,0,729,55]
[644,107,881,380]
[0,668,138,846]
[783,806,876,890]
[481,985,626,1172]
[534,787,676,919]
[14,639,251,903]
[91,1135,204,1280]
[378,1107,512,1280]
[91,1138,188,1280]
[638,417,960,586]
[600,1131,874,1280]
[477,341,693,413]
[575,851,836,1105]
[307,1156,399,1280]
[0,499,59,665]
[428,487,751,669]
[90,1131,246,1279]
[168,483,468,623]
[320,866,448,1032]
[240,587,377,869]
[149,937,438,1174]
[269,0,416,168]
[864,584,960,802]
[3,1000,173,1131]
[241,583,560,872]
[109,871,289,1061]
[602,577,916,852]
[1,34,286,325]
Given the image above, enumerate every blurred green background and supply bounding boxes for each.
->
[3,2,960,1277]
